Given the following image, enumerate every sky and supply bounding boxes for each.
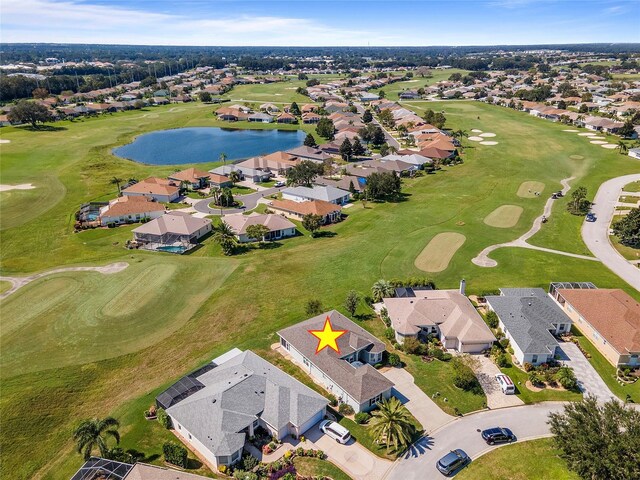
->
[2,0,639,46]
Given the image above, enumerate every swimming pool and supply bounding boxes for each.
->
[156,245,188,254]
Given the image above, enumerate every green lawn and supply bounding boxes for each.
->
[610,234,640,261]
[293,457,352,480]
[3,99,640,479]
[0,280,11,294]
[372,69,469,100]
[231,185,256,195]
[498,363,582,404]
[623,180,640,192]
[457,438,579,480]
[571,328,640,403]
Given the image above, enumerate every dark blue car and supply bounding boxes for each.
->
[481,427,516,445]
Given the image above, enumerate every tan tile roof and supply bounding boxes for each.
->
[208,173,231,184]
[168,167,210,183]
[558,289,640,354]
[270,199,341,217]
[101,196,165,217]
[132,212,211,236]
[223,213,295,235]
[122,178,180,196]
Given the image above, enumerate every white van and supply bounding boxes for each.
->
[319,420,351,444]
[495,374,516,395]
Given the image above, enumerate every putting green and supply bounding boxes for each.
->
[517,181,545,198]
[415,232,466,273]
[484,205,524,228]
[0,255,237,377]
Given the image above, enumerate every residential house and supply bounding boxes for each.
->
[71,457,214,480]
[277,112,296,124]
[208,173,233,188]
[158,349,327,469]
[269,199,342,224]
[485,288,572,366]
[122,177,181,203]
[383,289,495,352]
[302,112,321,124]
[282,185,350,205]
[399,90,420,100]
[209,164,272,184]
[99,196,165,226]
[236,152,299,175]
[551,284,640,367]
[224,213,296,242]
[132,212,212,250]
[285,145,332,163]
[247,112,274,123]
[168,168,211,190]
[278,310,394,413]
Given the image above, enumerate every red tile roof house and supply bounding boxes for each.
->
[122,177,181,203]
[552,287,640,367]
[277,112,297,124]
[269,198,342,224]
[99,196,165,226]
[168,168,211,190]
[208,173,233,188]
[277,310,394,413]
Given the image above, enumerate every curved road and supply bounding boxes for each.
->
[582,173,640,292]
[383,403,566,480]
[193,186,284,215]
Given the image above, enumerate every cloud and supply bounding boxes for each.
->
[0,0,392,46]
[604,5,625,15]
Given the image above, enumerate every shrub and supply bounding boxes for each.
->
[163,442,188,468]
[402,337,422,355]
[219,465,228,474]
[327,394,338,407]
[388,353,401,367]
[233,471,258,480]
[380,307,391,326]
[242,454,259,471]
[156,408,171,429]
[441,352,453,362]
[485,311,499,329]
[354,412,370,424]
[529,372,543,387]
[384,327,396,340]
[107,447,134,463]
[451,355,483,394]
[499,338,510,349]
[283,450,292,459]
[429,347,444,360]
[495,353,510,368]
[555,366,578,390]
[523,362,534,372]
[338,403,355,415]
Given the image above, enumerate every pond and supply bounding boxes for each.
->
[113,127,306,165]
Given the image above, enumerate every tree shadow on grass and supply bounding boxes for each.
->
[186,458,204,469]
[313,231,337,239]
[20,124,68,132]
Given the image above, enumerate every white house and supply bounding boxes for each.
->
[282,185,350,205]
[121,177,181,203]
[277,310,394,413]
[485,288,572,366]
[628,148,640,160]
[223,213,296,242]
[158,349,327,469]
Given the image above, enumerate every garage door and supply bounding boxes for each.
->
[298,408,325,435]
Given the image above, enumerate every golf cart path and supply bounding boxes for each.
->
[581,173,640,292]
[0,262,129,299]
[472,176,599,267]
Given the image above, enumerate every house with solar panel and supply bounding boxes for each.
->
[155,349,327,469]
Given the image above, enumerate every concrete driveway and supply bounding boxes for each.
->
[558,341,617,403]
[381,368,454,433]
[582,173,640,292]
[474,355,524,409]
[305,425,392,480]
[384,402,566,480]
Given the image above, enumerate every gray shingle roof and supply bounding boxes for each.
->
[277,311,393,403]
[486,288,572,355]
[282,185,350,203]
[166,350,327,457]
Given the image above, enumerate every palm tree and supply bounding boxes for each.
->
[369,397,415,453]
[219,152,227,165]
[371,279,394,303]
[213,220,237,256]
[617,141,628,155]
[73,417,120,460]
[228,170,241,186]
[110,177,123,196]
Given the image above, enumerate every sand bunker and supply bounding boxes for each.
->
[578,132,595,136]
[479,141,498,145]
[569,155,585,160]
[0,184,35,192]
[471,129,483,133]
[590,140,607,145]
[484,205,524,228]
[601,144,617,149]
[468,136,484,141]
[415,232,466,273]
[0,139,10,144]
[517,181,545,198]
[562,129,579,132]
[479,132,496,137]
[589,136,606,140]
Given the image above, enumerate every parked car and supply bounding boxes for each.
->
[495,374,516,394]
[436,449,470,476]
[274,181,286,187]
[586,212,597,222]
[319,420,351,444]
[481,427,516,445]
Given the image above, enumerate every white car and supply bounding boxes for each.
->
[274,181,286,187]
[495,373,516,395]
[319,420,351,444]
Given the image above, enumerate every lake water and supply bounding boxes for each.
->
[112,127,306,165]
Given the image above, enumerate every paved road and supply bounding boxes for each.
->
[192,186,284,215]
[581,173,640,292]
[353,102,401,150]
[384,403,565,480]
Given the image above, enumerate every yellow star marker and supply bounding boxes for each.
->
[309,317,347,354]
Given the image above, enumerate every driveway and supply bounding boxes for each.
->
[582,173,640,292]
[474,355,524,409]
[381,368,454,433]
[305,425,392,480]
[383,402,565,480]
[192,186,284,215]
[557,341,617,403]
